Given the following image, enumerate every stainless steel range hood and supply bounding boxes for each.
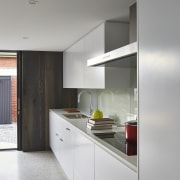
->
[87,42,137,67]
[87,2,137,67]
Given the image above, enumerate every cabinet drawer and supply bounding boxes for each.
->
[95,145,137,180]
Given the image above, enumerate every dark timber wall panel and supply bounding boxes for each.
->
[21,51,77,151]
[0,76,11,124]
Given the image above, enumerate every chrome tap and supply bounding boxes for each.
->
[78,90,93,115]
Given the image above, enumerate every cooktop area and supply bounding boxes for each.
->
[94,131,137,156]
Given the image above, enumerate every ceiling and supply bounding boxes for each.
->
[0,0,135,52]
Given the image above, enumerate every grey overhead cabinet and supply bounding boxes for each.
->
[63,21,130,89]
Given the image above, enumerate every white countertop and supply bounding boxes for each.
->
[50,109,137,172]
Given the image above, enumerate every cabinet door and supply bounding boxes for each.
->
[95,145,137,180]
[63,24,105,89]
[49,112,56,153]
[49,112,62,162]
[60,121,74,180]
[84,24,105,88]
[49,113,74,180]
[63,50,71,88]
[84,23,104,60]
[63,38,85,88]
[74,131,95,180]
[85,66,105,89]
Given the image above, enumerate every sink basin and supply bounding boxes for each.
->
[62,113,89,119]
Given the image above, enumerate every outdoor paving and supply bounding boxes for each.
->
[0,123,17,149]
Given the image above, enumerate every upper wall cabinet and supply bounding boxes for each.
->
[85,22,129,60]
[63,21,130,89]
[63,38,85,88]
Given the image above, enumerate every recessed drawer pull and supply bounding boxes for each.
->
[60,138,63,142]
[66,128,70,131]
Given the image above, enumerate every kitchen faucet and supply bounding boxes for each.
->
[78,90,93,115]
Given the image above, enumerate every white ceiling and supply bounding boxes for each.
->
[0,0,135,51]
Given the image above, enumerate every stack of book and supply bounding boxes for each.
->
[86,118,115,130]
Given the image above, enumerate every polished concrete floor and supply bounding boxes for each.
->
[0,150,68,180]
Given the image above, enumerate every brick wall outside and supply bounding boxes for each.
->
[0,58,16,67]
[0,57,17,122]
[11,75,17,122]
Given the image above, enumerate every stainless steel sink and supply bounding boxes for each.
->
[62,113,89,119]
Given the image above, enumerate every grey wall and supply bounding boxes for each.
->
[139,0,180,179]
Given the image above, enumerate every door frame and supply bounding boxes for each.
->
[0,51,21,150]
[17,51,22,150]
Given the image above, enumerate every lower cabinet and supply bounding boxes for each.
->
[49,111,73,180]
[59,121,74,180]
[73,131,94,180]
[49,111,62,162]
[49,111,137,180]
[95,145,137,180]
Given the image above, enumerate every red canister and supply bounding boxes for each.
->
[125,120,137,142]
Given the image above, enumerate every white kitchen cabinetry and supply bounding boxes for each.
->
[49,111,62,162]
[49,111,74,180]
[73,131,95,180]
[59,120,74,180]
[50,110,137,180]
[95,145,137,180]
[63,22,130,89]
[84,22,129,60]
[63,39,85,88]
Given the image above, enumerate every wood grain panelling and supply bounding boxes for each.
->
[21,51,77,152]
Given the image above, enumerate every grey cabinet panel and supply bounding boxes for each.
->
[139,0,180,180]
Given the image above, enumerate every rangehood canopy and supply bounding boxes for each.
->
[87,41,137,67]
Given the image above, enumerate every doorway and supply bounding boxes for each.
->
[0,52,17,150]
